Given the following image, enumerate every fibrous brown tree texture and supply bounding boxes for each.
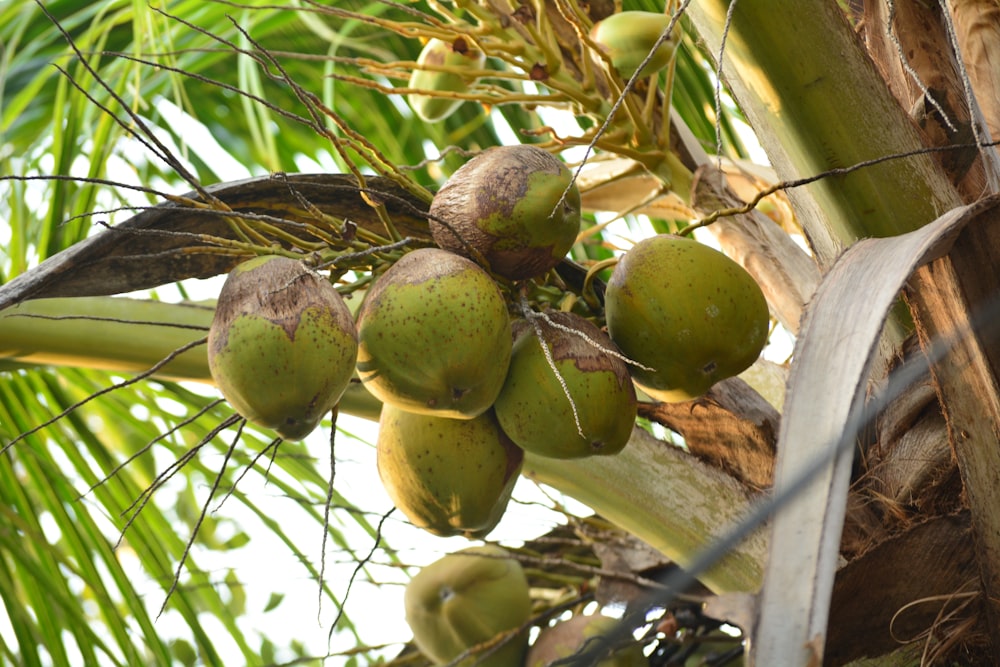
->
[904,201,1000,656]
[947,0,1000,167]
[863,0,990,199]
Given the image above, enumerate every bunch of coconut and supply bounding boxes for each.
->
[364,141,772,541]
[382,146,768,667]
[205,143,771,542]
[203,145,768,667]
[358,144,625,540]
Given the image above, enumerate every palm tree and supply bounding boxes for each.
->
[2,0,1000,665]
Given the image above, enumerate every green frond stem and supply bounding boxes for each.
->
[0,297,383,421]
[0,298,214,381]
[685,0,962,265]
[652,60,678,153]
[522,427,767,594]
[660,150,693,202]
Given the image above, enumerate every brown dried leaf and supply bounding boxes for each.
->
[0,174,432,311]
[638,377,779,490]
[949,0,1000,166]
[826,512,980,666]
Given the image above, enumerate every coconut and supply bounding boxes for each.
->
[429,144,582,281]
[494,311,637,459]
[355,247,512,418]
[404,545,531,667]
[604,234,769,402]
[407,37,486,122]
[591,11,680,79]
[376,405,523,538]
[207,255,358,440]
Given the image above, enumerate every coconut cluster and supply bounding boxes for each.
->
[206,145,769,667]
[207,146,768,535]
[360,146,643,541]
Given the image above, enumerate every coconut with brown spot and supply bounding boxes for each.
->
[207,255,358,441]
[355,247,512,419]
[493,311,637,459]
[377,405,523,538]
[604,234,770,402]
[429,144,582,281]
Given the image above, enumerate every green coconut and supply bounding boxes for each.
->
[355,248,512,419]
[207,255,358,441]
[604,234,769,402]
[494,311,637,459]
[591,11,680,79]
[408,37,486,122]
[377,405,523,538]
[404,545,531,667]
[429,144,582,281]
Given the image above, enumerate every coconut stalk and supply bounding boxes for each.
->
[0,297,215,380]
[523,426,767,594]
[684,0,962,267]
[0,295,767,593]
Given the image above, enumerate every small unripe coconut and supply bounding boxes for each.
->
[494,312,637,459]
[604,235,769,402]
[405,545,531,667]
[429,144,582,281]
[591,11,680,79]
[355,248,512,419]
[408,37,486,122]
[377,405,523,538]
[207,255,358,440]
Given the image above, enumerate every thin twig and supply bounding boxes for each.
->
[317,407,338,624]
[158,418,244,618]
[326,507,395,647]
[81,398,225,499]
[684,139,1000,233]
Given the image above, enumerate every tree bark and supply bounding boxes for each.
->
[904,199,1000,655]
